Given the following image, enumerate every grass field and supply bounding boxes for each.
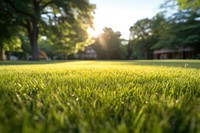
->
[0,60,200,133]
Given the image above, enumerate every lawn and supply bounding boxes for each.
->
[0,60,200,133]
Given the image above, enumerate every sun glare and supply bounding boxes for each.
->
[87,27,102,38]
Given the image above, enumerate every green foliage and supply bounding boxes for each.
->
[178,0,200,11]
[0,0,95,60]
[129,18,156,59]
[46,21,94,57]
[42,0,96,56]
[0,1,22,60]
[93,27,127,60]
[0,60,200,133]
[129,7,200,59]
[3,37,22,52]
[153,10,200,51]
[38,38,57,58]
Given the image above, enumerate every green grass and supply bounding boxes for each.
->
[0,60,200,133]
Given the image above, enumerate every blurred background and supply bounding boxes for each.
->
[0,0,199,61]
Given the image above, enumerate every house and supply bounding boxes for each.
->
[153,47,194,59]
[77,46,97,59]
[39,50,48,60]
[26,50,49,60]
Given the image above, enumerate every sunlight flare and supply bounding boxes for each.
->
[87,27,102,38]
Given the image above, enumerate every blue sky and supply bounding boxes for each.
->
[89,0,165,39]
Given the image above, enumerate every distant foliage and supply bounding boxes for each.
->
[128,18,156,59]
[178,0,200,11]
[128,2,200,59]
[93,27,127,60]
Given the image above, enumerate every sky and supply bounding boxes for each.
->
[89,0,165,39]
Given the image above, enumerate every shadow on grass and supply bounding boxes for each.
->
[0,60,68,66]
[0,60,199,69]
[125,60,200,69]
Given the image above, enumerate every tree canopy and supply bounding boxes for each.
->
[93,27,127,60]
[178,0,200,11]
[0,2,21,60]
[0,0,95,60]
[129,18,156,59]
[128,2,200,59]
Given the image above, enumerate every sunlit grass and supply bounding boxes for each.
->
[0,60,200,133]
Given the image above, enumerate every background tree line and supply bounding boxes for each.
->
[93,0,200,60]
[0,0,200,60]
[127,0,200,59]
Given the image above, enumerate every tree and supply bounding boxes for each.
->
[150,13,174,50]
[178,0,200,11]
[129,18,156,59]
[46,21,94,59]
[0,3,21,60]
[152,10,200,52]
[142,0,200,59]
[0,23,13,60]
[93,27,127,60]
[1,0,95,60]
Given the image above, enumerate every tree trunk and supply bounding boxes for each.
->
[29,1,40,61]
[6,51,11,60]
[64,54,68,60]
[144,50,147,59]
[0,45,4,61]
[29,18,39,61]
